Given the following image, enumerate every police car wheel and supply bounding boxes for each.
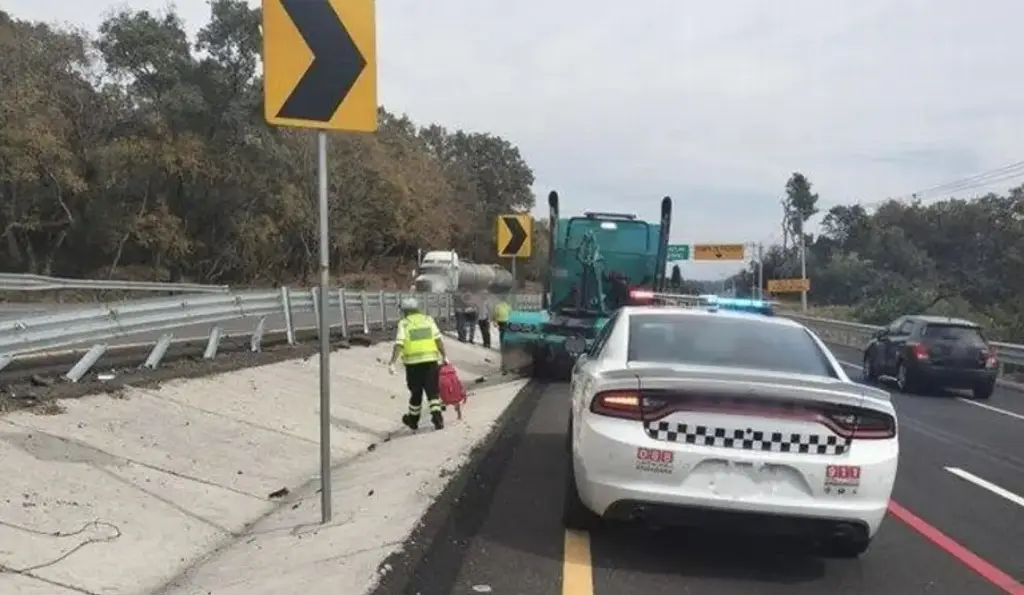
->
[562,453,599,531]
[819,534,872,559]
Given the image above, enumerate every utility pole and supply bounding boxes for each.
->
[757,243,764,300]
[798,222,808,312]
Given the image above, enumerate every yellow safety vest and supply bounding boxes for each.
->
[400,313,440,365]
[494,301,511,323]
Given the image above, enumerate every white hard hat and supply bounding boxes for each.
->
[400,297,420,311]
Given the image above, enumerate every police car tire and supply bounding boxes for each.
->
[563,453,599,531]
[819,535,872,559]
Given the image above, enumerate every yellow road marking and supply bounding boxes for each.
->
[562,529,594,595]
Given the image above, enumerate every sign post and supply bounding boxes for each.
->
[263,0,377,524]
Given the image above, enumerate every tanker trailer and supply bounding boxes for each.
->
[411,250,514,293]
[458,262,515,293]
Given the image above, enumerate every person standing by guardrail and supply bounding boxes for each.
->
[493,297,511,345]
[476,294,492,348]
[387,297,449,431]
[454,291,478,343]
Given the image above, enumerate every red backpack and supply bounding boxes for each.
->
[438,363,467,406]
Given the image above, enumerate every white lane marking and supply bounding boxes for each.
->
[838,360,1024,423]
[956,398,1024,422]
[945,467,1024,509]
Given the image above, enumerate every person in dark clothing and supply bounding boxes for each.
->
[454,292,478,343]
[477,300,492,348]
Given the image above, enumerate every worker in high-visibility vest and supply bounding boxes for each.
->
[493,298,511,345]
[387,297,448,430]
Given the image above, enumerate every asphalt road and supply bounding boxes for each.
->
[391,342,1024,595]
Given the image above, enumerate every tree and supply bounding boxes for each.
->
[783,172,819,249]
[0,3,537,289]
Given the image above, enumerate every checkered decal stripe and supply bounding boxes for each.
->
[644,421,851,455]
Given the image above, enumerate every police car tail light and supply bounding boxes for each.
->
[909,342,929,360]
[591,390,643,420]
[983,347,998,368]
[823,408,896,440]
[628,289,656,305]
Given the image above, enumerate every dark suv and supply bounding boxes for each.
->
[862,315,998,399]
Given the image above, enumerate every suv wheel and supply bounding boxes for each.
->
[862,352,878,382]
[896,362,916,393]
[972,381,995,400]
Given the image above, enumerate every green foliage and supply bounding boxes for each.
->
[0,3,536,287]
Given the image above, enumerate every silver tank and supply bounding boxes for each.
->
[413,262,514,293]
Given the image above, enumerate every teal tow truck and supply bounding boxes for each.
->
[501,191,672,379]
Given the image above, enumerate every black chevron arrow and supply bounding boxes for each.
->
[502,216,528,255]
[277,0,367,122]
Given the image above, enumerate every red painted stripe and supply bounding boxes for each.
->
[888,500,1024,594]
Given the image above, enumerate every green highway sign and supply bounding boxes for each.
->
[667,244,690,261]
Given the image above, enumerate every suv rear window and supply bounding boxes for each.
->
[627,313,835,377]
[922,324,985,343]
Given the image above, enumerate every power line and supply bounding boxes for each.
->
[831,159,1024,211]
[752,159,1024,249]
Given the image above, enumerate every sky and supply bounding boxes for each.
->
[7,0,1024,279]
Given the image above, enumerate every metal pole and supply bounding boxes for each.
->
[799,233,808,312]
[317,130,332,523]
[757,243,764,300]
[511,257,517,290]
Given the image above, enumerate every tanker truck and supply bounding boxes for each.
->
[411,250,515,293]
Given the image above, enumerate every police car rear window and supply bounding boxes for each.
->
[627,314,836,377]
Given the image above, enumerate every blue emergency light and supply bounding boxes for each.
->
[701,296,775,315]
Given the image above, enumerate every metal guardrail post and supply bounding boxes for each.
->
[311,286,321,340]
[360,292,370,334]
[251,317,266,352]
[66,344,106,382]
[378,290,387,328]
[203,326,222,359]
[143,333,173,369]
[338,289,349,339]
[280,286,295,345]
